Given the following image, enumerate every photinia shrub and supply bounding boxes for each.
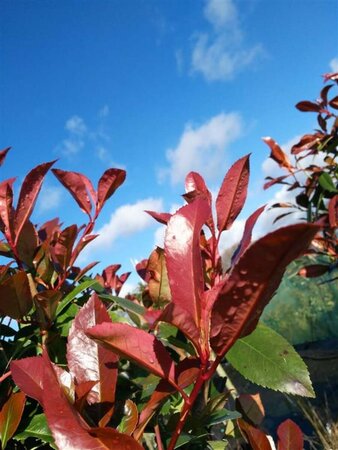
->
[0,139,320,446]
[263,72,338,280]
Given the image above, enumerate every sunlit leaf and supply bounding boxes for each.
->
[210,223,319,356]
[67,294,118,405]
[216,155,250,232]
[165,198,210,328]
[14,160,55,245]
[86,322,176,384]
[226,324,314,397]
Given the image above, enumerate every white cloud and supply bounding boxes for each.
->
[65,115,87,136]
[56,109,124,168]
[160,112,243,185]
[88,197,164,252]
[204,0,239,32]
[191,0,263,81]
[329,57,338,72]
[98,105,110,118]
[37,185,63,213]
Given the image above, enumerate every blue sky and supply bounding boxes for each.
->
[1,0,337,293]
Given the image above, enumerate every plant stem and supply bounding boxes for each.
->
[154,424,164,450]
[167,368,208,450]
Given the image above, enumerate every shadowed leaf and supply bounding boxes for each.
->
[0,147,10,166]
[0,271,33,320]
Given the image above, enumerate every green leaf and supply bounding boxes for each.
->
[205,409,241,426]
[226,323,315,397]
[14,413,56,448]
[318,173,338,193]
[207,441,228,450]
[56,279,97,316]
[99,293,146,315]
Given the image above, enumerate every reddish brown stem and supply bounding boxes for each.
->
[154,423,164,450]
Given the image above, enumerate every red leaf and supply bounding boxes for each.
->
[86,322,176,385]
[262,138,293,171]
[0,178,16,244]
[52,168,94,216]
[232,205,266,266]
[320,84,333,105]
[263,175,290,190]
[34,290,62,326]
[0,271,33,320]
[97,168,126,215]
[238,419,272,450]
[165,198,210,330]
[89,427,144,449]
[295,100,321,112]
[14,161,56,245]
[0,147,10,166]
[67,294,119,405]
[329,95,338,109]
[145,210,172,225]
[10,356,45,404]
[16,220,39,267]
[118,399,138,435]
[135,259,149,282]
[184,172,214,233]
[40,352,110,450]
[210,224,320,356]
[0,391,26,448]
[277,419,303,450]
[291,133,324,155]
[328,195,338,227]
[185,171,210,196]
[158,303,201,352]
[298,264,329,278]
[216,155,250,232]
[52,225,78,271]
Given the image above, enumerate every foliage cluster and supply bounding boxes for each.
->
[0,73,337,449]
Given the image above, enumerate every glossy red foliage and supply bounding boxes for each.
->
[165,198,210,328]
[216,155,250,232]
[210,223,319,355]
[87,322,176,385]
